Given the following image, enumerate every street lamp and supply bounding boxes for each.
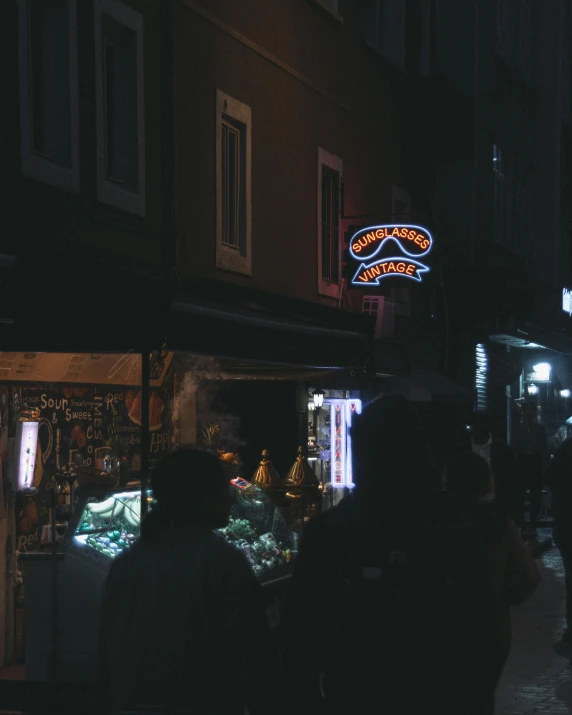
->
[308,401,315,412]
[527,383,538,396]
[312,389,325,410]
[533,362,551,382]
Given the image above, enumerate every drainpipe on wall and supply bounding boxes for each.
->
[161,0,177,273]
[140,351,151,517]
[470,0,480,264]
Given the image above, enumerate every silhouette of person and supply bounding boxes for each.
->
[446,452,540,714]
[469,411,518,524]
[546,438,572,658]
[285,394,498,715]
[513,401,548,535]
[100,449,271,714]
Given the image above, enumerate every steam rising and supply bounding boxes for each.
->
[175,354,246,452]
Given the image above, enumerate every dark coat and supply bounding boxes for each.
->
[100,517,269,715]
[284,493,503,715]
[546,438,572,527]
[489,438,519,513]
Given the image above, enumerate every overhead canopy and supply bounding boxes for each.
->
[490,324,572,355]
[0,351,172,387]
[167,282,374,370]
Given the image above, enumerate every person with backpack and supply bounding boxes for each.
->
[513,401,549,536]
[546,438,572,658]
[445,452,540,714]
[469,411,519,525]
[284,395,504,715]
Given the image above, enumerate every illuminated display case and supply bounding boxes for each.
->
[22,480,295,683]
[65,480,294,583]
[65,488,142,569]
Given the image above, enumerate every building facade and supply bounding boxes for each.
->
[0,0,421,680]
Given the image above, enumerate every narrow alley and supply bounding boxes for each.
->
[497,533,572,714]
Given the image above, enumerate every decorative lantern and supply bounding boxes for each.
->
[251,449,281,489]
[312,389,325,410]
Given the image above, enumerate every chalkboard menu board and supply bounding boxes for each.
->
[14,383,171,470]
[13,379,175,551]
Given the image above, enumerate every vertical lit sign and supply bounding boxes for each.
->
[345,399,362,487]
[325,398,361,489]
[331,402,346,487]
[15,420,39,492]
[563,288,572,316]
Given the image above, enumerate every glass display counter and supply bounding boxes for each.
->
[65,479,295,582]
[21,479,296,683]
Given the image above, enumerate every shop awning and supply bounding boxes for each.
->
[388,368,472,403]
[168,300,368,369]
[490,324,572,355]
[167,281,375,370]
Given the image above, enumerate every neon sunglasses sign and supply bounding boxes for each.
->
[349,224,433,286]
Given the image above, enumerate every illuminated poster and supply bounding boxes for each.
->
[331,402,346,487]
[349,224,433,286]
[15,420,39,492]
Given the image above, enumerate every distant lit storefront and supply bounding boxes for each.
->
[488,327,572,453]
[307,390,362,510]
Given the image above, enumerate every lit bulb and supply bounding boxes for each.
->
[528,383,538,395]
[533,362,551,382]
[561,389,571,398]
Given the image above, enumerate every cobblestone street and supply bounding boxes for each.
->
[496,532,572,714]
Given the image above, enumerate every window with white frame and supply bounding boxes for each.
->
[362,296,384,338]
[18,0,79,192]
[95,0,145,216]
[362,295,394,339]
[318,147,342,297]
[493,144,507,244]
[216,90,252,275]
[362,0,406,69]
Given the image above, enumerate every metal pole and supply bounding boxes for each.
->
[141,351,150,515]
[50,485,58,682]
[470,0,480,264]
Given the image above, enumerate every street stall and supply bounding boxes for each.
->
[1,351,168,682]
[0,269,376,697]
[23,465,298,682]
[11,352,335,684]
